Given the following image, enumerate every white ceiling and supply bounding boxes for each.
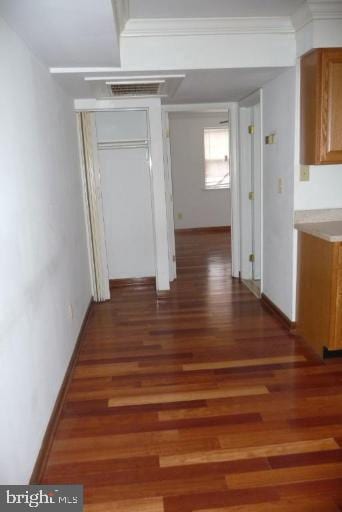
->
[52,67,287,103]
[0,0,121,67]
[128,0,306,19]
[0,0,296,102]
[164,68,287,104]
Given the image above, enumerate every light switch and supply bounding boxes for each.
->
[278,177,283,194]
[300,165,310,182]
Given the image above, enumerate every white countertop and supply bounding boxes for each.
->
[295,221,342,242]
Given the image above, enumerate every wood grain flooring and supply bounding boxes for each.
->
[40,230,342,511]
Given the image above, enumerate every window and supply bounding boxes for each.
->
[204,128,230,190]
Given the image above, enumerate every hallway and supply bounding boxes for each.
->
[42,230,342,511]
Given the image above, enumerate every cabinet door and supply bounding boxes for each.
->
[321,50,342,163]
[330,252,342,350]
[332,294,342,349]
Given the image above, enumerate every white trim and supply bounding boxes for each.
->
[237,90,263,285]
[164,103,230,113]
[163,103,236,277]
[77,98,170,291]
[74,97,162,111]
[77,114,97,298]
[122,17,295,38]
[292,1,342,34]
[259,89,264,293]
[84,74,186,82]
[78,112,110,302]
[50,67,124,74]
[106,80,165,85]
[148,103,171,290]
[229,103,240,279]
[310,1,342,19]
[239,106,253,280]
[292,3,313,31]
[162,111,177,281]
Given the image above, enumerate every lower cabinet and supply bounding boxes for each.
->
[297,232,342,356]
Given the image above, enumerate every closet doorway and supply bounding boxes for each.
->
[95,110,156,284]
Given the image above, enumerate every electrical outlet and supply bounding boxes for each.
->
[177,213,183,220]
[300,165,310,182]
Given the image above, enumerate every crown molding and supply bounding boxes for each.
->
[122,17,295,38]
[112,0,130,32]
[309,0,342,19]
[292,1,342,31]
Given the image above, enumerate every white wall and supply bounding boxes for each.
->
[295,166,342,210]
[262,67,296,320]
[169,112,231,229]
[121,30,296,71]
[0,17,91,483]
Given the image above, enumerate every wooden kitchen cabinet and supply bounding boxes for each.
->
[301,48,342,164]
[297,232,342,356]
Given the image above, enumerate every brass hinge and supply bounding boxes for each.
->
[249,253,255,262]
[248,125,255,135]
[248,191,254,200]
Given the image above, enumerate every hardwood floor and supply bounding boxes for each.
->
[41,230,342,511]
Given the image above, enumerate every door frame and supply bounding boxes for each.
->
[75,97,171,296]
[161,110,177,281]
[238,90,263,289]
[162,102,240,278]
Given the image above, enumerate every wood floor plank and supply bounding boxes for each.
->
[182,355,307,372]
[219,424,342,450]
[226,462,342,489]
[84,497,164,512]
[196,496,340,512]
[107,386,269,407]
[160,438,339,467]
[39,231,342,511]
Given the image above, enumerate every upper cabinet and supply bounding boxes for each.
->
[301,48,342,165]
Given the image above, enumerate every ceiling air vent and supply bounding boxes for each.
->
[108,81,163,97]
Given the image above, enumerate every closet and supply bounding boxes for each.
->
[95,110,156,281]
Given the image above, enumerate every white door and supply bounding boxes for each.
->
[238,100,262,283]
[251,103,262,281]
[99,146,156,279]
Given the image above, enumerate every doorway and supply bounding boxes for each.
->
[162,105,234,277]
[95,110,156,283]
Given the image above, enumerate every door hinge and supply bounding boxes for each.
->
[249,253,255,263]
[248,191,254,200]
[248,125,255,135]
[172,255,176,262]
